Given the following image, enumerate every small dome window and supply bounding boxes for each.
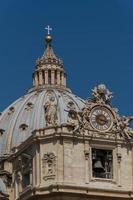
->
[67,101,76,110]
[0,129,5,136]
[19,124,28,131]
[25,102,34,111]
[8,107,15,115]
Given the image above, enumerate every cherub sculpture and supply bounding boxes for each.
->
[116,116,133,140]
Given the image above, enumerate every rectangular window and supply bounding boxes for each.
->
[48,70,51,84]
[92,148,113,179]
[22,172,30,188]
[21,156,31,189]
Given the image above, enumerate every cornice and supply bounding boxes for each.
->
[17,183,133,200]
[8,124,133,161]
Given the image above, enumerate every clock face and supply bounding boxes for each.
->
[90,106,113,131]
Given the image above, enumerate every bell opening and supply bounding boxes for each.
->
[92,149,113,179]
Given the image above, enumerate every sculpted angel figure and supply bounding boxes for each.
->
[116,116,133,139]
[44,96,58,126]
[81,106,91,130]
[66,101,82,133]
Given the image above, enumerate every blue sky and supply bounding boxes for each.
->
[0,0,133,116]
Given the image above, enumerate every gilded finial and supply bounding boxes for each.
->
[45,25,52,44]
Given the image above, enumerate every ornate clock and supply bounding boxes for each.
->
[90,106,113,131]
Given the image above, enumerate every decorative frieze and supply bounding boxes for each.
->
[42,152,56,181]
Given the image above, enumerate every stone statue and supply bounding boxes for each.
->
[16,171,22,183]
[44,96,58,126]
[92,84,113,104]
[81,106,91,130]
[66,101,81,133]
[66,101,94,134]
[118,116,133,139]
[116,116,133,140]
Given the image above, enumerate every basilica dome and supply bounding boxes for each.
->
[0,34,85,156]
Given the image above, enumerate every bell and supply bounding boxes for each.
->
[93,159,105,173]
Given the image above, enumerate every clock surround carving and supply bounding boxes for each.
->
[66,84,133,141]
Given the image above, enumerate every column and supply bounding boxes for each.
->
[32,153,36,186]
[61,72,64,86]
[117,144,122,187]
[39,71,43,85]
[35,72,39,87]
[17,172,22,194]
[84,141,90,184]
[45,70,48,85]
[36,143,40,186]
[13,171,18,199]
[57,70,60,85]
[63,139,73,182]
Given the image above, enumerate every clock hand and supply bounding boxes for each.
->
[97,115,108,125]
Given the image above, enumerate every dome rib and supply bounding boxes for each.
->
[11,92,37,148]
[34,90,47,129]
[4,93,35,154]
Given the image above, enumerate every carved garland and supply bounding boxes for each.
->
[42,152,56,181]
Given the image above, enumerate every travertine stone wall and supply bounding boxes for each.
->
[37,136,133,191]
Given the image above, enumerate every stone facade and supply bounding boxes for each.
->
[0,31,133,200]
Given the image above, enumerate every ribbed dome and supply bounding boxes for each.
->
[0,88,85,156]
[0,31,85,157]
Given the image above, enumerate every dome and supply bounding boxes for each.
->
[0,32,85,156]
[0,88,85,156]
